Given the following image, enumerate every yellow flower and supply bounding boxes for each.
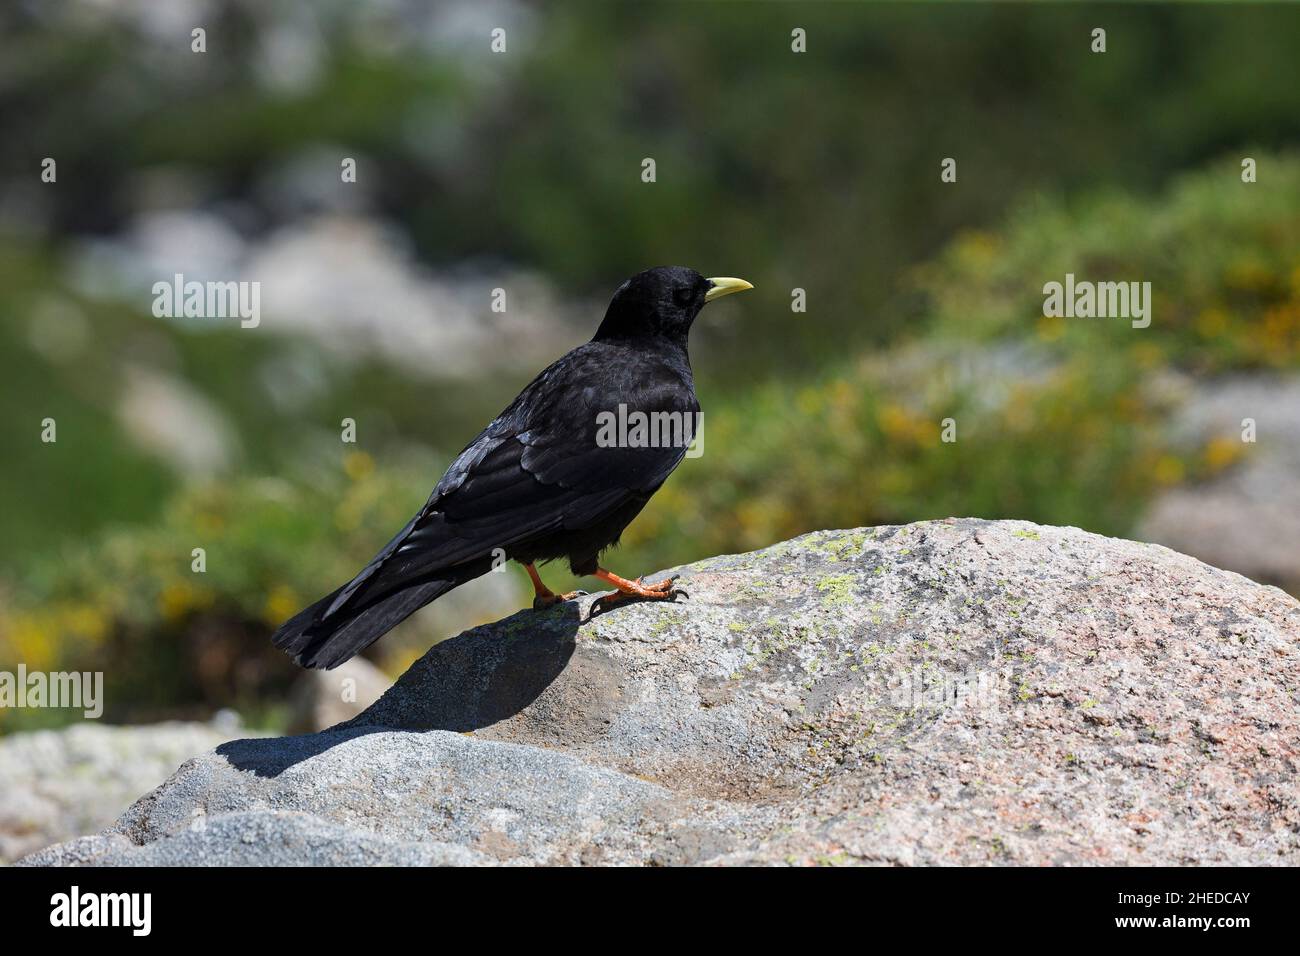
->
[158,582,194,622]
[64,605,109,645]
[189,511,226,537]
[158,581,213,623]
[878,403,924,444]
[1262,303,1298,336]
[344,451,375,482]
[795,387,822,417]
[1224,259,1274,292]
[1153,455,1185,486]
[1195,308,1228,339]
[830,378,855,411]
[1202,436,1243,474]
[955,230,1000,267]
[1130,341,1164,369]
[1036,315,1066,342]
[262,584,301,626]
[6,613,56,670]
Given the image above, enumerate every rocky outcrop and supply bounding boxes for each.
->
[0,717,250,864]
[23,520,1300,866]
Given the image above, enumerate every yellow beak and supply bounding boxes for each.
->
[704,276,754,303]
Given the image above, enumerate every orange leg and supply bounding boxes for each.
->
[524,563,584,609]
[590,568,682,608]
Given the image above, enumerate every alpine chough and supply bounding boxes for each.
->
[272,266,752,669]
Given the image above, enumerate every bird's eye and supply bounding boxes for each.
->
[673,287,695,307]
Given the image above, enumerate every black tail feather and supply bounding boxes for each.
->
[271,562,486,670]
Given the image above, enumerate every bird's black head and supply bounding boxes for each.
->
[593,266,752,343]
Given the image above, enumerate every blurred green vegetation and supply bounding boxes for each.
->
[4,152,1290,730]
[601,153,1296,573]
[2,3,1298,729]
[1,451,451,728]
[0,239,510,567]
[8,4,1300,371]
[919,155,1300,373]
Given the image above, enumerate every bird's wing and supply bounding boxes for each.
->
[324,345,697,618]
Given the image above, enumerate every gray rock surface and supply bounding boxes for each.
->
[0,717,250,864]
[24,520,1300,866]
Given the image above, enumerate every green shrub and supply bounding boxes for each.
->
[0,452,523,730]
[618,154,1292,574]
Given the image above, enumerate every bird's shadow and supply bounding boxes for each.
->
[220,599,605,778]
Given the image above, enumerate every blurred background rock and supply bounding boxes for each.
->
[2,0,1299,735]
[0,713,255,863]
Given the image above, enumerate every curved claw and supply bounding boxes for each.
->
[589,584,688,617]
[638,574,680,594]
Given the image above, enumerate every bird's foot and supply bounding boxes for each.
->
[638,576,679,594]
[532,590,587,610]
[524,562,587,610]
[589,573,686,615]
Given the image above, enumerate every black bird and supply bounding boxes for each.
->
[272,267,752,669]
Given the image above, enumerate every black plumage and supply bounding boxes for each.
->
[273,266,751,669]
